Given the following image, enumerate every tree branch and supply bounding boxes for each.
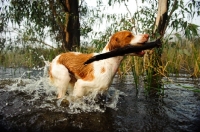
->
[29,38,56,49]
[48,0,64,31]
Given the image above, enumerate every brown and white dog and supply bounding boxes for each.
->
[49,30,149,99]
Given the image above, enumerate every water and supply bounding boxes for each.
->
[0,66,200,132]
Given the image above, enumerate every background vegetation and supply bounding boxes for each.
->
[0,0,200,87]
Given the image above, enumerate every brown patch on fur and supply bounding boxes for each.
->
[69,74,77,87]
[57,52,95,81]
[101,67,105,73]
[108,31,134,51]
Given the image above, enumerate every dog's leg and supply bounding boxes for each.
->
[72,80,85,98]
[72,79,94,99]
[50,63,71,99]
[56,71,71,99]
[56,80,70,99]
[52,75,70,99]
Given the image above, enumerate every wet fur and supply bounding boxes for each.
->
[49,31,149,99]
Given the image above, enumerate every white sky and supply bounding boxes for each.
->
[84,0,143,32]
[84,0,200,27]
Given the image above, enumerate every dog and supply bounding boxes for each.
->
[49,30,149,99]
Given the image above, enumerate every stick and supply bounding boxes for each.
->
[84,39,161,65]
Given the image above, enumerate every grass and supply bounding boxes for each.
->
[116,38,200,95]
[0,46,63,68]
[161,39,200,77]
[1,39,199,76]
[0,38,200,95]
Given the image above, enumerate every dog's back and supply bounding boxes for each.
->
[49,30,149,99]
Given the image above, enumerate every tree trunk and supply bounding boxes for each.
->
[154,0,168,37]
[144,0,168,96]
[62,0,80,51]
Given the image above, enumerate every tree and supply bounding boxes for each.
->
[145,0,169,94]
[1,0,81,51]
[135,0,200,94]
[60,0,80,51]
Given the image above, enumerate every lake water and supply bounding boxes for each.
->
[0,67,200,132]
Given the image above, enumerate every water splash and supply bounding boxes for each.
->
[1,58,124,114]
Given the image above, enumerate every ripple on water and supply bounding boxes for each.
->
[0,67,200,132]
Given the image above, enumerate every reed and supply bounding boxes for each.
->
[130,56,143,93]
[1,40,199,75]
[142,38,200,95]
[131,57,139,89]
[0,39,199,93]
[161,39,200,77]
[117,38,200,95]
[0,47,62,68]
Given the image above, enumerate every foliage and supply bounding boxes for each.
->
[133,0,200,40]
[0,46,63,68]
[0,0,200,93]
[0,0,93,50]
[0,37,199,77]
[1,1,59,49]
[162,37,200,77]
[124,0,200,93]
[1,0,200,49]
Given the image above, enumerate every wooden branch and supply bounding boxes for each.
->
[84,39,161,65]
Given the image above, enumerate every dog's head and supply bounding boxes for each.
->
[106,30,149,56]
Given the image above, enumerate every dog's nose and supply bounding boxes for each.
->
[144,34,149,39]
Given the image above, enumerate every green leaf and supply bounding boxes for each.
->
[174,33,181,41]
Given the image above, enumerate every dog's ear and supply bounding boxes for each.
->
[108,36,121,51]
